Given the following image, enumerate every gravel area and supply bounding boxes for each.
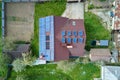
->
[62,2,84,19]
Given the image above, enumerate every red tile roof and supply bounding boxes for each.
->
[54,16,86,61]
[114,1,120,30]
[89,48,111,62]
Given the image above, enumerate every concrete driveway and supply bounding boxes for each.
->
[62,2,84,19]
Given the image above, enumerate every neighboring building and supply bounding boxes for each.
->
[39,16,86,61]
[101,66,120,80]
[111,49,119,63]
[89,49,111,62]
[4,44,30,60]
[113,0,120,30]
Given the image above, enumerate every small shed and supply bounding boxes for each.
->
[4,44,30,60]
[89,48,111,62]
[100,40,109,46]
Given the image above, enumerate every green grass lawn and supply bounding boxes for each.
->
[9,64,72,80]
[84,12,111,51]
[9,63,100,80]
[68,63,100,80]
[31,1,66,56]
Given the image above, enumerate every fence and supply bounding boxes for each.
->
[2,2,4,39]
[3,0,50,2]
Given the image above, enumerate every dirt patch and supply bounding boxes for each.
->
[5,2,35,41]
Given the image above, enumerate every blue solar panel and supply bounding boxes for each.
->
[61,37,65,43]
[67,31,71,36]
[79,30,83,36]
[67,38,71,44]
[73,31,77,36]
[78,38,83,43]
[61,31,65,36]
[39,16,54,61]
[72,38,77,43]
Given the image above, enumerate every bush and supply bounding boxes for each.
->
[22,52,36,66]
[0,38,11,77]
[12,59,26,73]
[16,75,28,80]
[57,60,76,73]
[2,37,16,52]
[88,4,94,9]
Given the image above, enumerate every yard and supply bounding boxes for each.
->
[84,12,111,51]
[68,63,100,80]
[9,62,100,80]
[9,64,72,80]
[31,1,66,56]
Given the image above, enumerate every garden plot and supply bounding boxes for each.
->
[5,2,35,41]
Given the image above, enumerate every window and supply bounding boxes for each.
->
[67,38,71,44]
[78,38,84,43]
[61,31,65,36]
[79,30,83,36]
[46,42,50,49]
[46,35,50,41]
[72,21,76,26]
[73,31,77,36]
[67,31,71,36]
[72,38,77,43]
[61,37,65,43]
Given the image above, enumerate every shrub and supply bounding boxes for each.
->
[16,75,28,80]
[22,52,36,66]
[2,37,16,51]
[12,59,26,73]
[57,61,76,73]
[0,38,11,77]
[88,4,94,9]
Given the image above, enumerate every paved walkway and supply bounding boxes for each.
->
[62,2,84,19]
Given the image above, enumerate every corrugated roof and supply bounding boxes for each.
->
[102,66,120,80]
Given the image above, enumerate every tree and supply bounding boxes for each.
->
[12,59,26,73]
[57,60,76,73]
[0,38,11,77]
[2,37,15,51]
[22,52,36,66]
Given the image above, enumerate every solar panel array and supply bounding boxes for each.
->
[61,30,84,44]
[39,16,54,61]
